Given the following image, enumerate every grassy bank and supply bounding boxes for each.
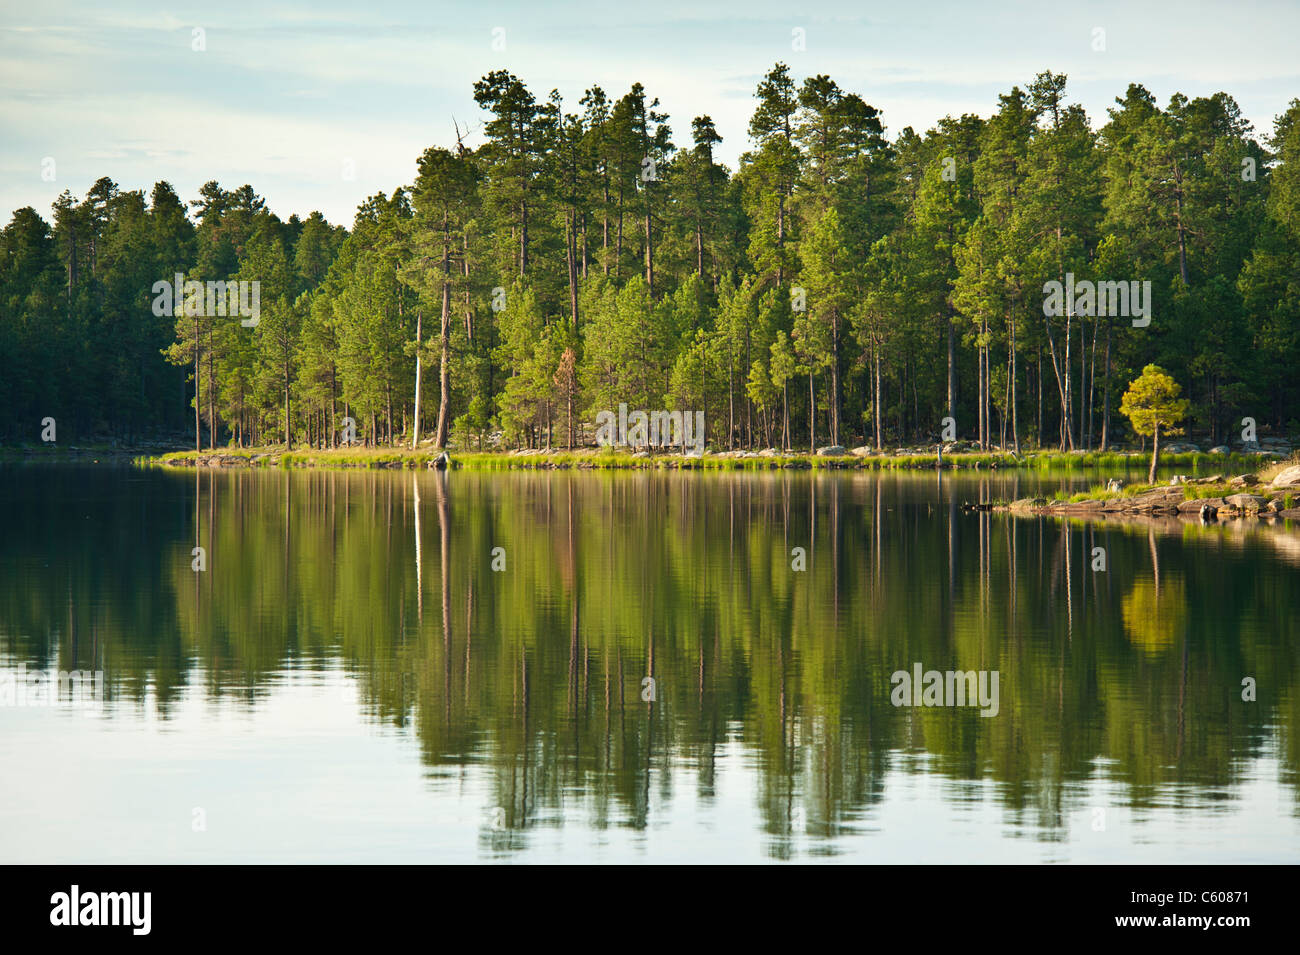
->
[136,445,1266,473]
[1050,456,1297,505]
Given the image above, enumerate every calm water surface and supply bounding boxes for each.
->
[2,464,1297,863]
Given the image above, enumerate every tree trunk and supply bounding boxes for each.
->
[284,352,291,448]
[830,312,840,446]
[808,371,815,453]
[946,310,956,423]
[435,283,451,449]
[782,382,789,450]
[615,185,624,281]
[567,208,579,331]
[644,190,654,295]
[873,344,882,451]
[412,308,423,449]
[1148,422,1160,484]
[1100,318,1112,451]
[207,329,216,450]
[776,195,785,286]
[193,314,200,454]
[1009,308,1019,452]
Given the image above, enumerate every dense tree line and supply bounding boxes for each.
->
[3,67,1299,450]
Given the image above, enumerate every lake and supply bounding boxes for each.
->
[1,464,1297,863]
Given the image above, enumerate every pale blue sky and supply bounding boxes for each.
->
[3,0,1298,229]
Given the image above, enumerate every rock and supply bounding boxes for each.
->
[758,448,780,457]
[431,452,451,470]
[1209,445,1230,454]
[1163,442,1200,454]
[1228,474,1259,487]
[1266,499,1285,513]
[1132,486,1183,505]
[631,450,650,459]
[1224,493,1268,511]
[1009,497,1047,510]
[1270,465,1300,488]
[816,445,847,456]
[849,446,874,457]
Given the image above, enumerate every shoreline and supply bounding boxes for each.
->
[58,445,1277,473]
[992,468,1300,524]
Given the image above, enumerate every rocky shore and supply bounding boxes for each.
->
[997,465,1300,524]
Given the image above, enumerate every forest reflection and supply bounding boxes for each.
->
[2,465,1297,856]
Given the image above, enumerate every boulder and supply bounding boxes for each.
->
[1209,445,1230,454]
[1178,497,1224,512]
[1009,497,1047,510]
[1132,486,1183,505]
[1270,465,1300,488]
[816,445,847,456]
[1224,493,1268,511]
[849,446,874,457]
[1228,474,1259,487]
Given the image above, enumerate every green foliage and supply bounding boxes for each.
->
[1120,364,1192,439]
[3,71,1297,456]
